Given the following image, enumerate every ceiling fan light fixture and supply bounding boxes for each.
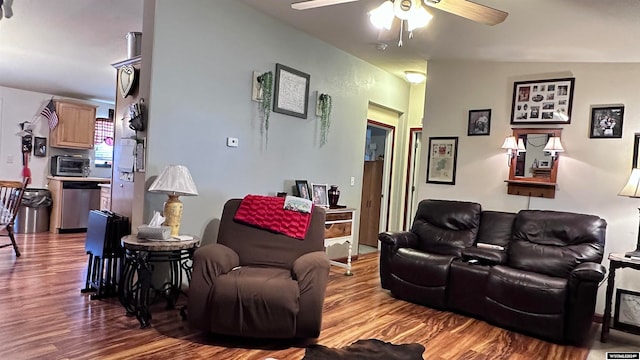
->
[407,6,433,31]
[369,1,395,30]
[405,71,426,84]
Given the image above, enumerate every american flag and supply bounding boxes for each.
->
[41,99,59,130]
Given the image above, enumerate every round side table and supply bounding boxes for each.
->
[118,235,200,328]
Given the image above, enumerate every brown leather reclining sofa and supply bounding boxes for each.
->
[379,199,607,345]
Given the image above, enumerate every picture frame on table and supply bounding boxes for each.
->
[295,180,311,200]
[426,137,458,185]
[467,109,491,136]
[310,183,329,207]
[273,63,310,119]
[589,105,624,139]
[510,77,575,125]
[614,289,640,334]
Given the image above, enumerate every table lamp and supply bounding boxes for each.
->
[618,168,640,258]
[148,165,198,237]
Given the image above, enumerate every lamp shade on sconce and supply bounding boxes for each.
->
[501,136,518,150]
[149,165,198,237]
[517,138,526,153]
[543,137,565,155]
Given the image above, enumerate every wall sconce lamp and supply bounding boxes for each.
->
[148,165,199,237]
[501,136,518,166]
[543,136,564,165]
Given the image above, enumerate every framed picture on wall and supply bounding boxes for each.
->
[273,63,310,119]
[467,109,491,136]
[510,77,575,125]
[590,105,624,139]
[426,137,458,185]
[633,133,640,169]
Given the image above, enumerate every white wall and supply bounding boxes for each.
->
[419,60,640,313]
[143,1,411,248]
[0,86,114,185]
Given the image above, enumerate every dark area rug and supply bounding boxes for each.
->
[302,339,425,360]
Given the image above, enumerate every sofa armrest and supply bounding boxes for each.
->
[378,231,418,251]
[462,247,507,265]
[292,251,330,338]
[570,262,606,282]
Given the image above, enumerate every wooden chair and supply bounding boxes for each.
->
[0,179,28,257]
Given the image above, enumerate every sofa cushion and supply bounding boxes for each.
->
[411,199,481,257]
[477,211,516,247]
[389,248,455,287]
[509,210,606,278]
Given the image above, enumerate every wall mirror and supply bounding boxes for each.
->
[509,128,562,182]
[507,128,562,198]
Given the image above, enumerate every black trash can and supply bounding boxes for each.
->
[15,188,52,233]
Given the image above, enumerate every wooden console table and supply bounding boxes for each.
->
[600,252,640,342]
[324,207,356,276]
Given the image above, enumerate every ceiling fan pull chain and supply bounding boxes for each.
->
[398,20,404,47]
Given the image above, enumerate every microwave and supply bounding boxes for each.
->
[51,156,90,177]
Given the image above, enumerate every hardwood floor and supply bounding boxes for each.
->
[0,232,593,359]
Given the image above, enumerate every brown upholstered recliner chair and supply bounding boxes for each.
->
[188,198,330,338]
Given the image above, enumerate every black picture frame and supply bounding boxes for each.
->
[426,137,458,185]
[590,105,624,139]
[33,137,47,157]
[614,288,640,335]
[273,63,310,119]
[467,109,491,136]
[510,77,575,125]
[295,180,311,200]
[633,133,640,169]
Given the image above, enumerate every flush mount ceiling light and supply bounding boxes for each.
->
[405,71,426,83]
[369,0,433,46]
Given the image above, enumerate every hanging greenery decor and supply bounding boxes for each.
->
[257,71,273,143]
[318,93,332,146]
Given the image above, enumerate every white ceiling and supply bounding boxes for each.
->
[1,0,639,102]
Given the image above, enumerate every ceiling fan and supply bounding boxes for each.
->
[292,0,508,45]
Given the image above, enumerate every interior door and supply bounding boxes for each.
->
[359,160,384,247]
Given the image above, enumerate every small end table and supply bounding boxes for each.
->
[600,252,640,342]
[119,235,200,328]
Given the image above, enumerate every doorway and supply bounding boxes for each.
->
[404,128,422,230]
[359,121,394,250]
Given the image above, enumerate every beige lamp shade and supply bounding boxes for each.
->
[501,136,518,150]
[517,138,526,152]
[148,165,198,196]
[619,169,640,198]
[543,137,565,153]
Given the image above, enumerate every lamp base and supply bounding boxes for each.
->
[163,195,183,237]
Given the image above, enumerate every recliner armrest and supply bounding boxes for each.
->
[292,251,330,338]
[378,231,418,251]
[570,262,606,282]
[192,243,240,278]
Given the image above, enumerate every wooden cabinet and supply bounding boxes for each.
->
[324,208,356,275]
[50,101,97,149]
[359,160,384,247]
[100,185,111,211]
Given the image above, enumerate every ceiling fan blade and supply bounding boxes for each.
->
[291,0,359,10]
[377,17,400,43]
[424,0,508,26]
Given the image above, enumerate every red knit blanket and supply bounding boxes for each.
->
[233,195,312,240]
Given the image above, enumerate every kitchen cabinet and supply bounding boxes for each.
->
[50,101,97,149]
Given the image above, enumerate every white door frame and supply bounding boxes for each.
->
[404,128,422,230]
